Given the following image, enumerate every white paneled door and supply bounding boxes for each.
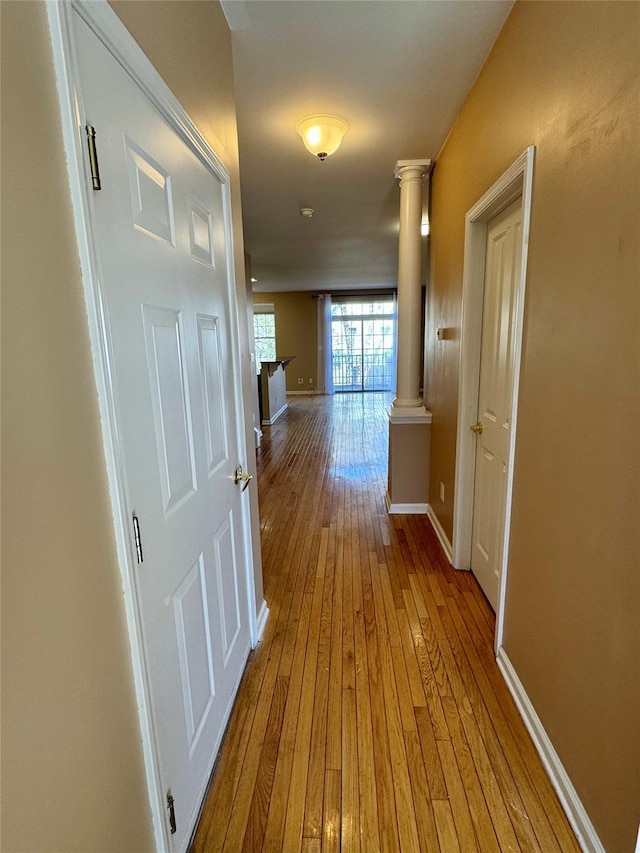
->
[470,198,523,609]
[72,14,251,850]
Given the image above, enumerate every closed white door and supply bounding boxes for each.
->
[470,198,523,609]
[73,14,251,850]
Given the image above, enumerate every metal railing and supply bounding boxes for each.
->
[332,352,394,392]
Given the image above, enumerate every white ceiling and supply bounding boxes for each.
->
[224,0,513,292]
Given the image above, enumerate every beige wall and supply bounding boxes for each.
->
[427,3,639,851]
[1,3,153,849]
[253,292,318,391]
[1,2,261,850]
[388,422,430,506]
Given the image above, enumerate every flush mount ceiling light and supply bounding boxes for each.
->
[300,208,314,218]
[296,115,348,161]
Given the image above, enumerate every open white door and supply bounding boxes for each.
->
[57,8,255,850]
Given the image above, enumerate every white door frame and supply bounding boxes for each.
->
[47,3,264,849]
[452,147,535,651]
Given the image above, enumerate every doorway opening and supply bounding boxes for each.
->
[331,297,396,392]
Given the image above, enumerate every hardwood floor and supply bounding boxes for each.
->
[191,393,579,852]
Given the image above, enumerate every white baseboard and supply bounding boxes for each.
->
[286,389,322,395]
[253,600,269,647]
[261,402,287,425]
[496,648,605,853]
[385,493,428,515]
[426,504,453,564]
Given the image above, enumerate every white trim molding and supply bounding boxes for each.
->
[426,505,454,564]
[388,406,433,425]
[254,600,270,646]
[451,146,535,651]
[385,496,428,515]
[497,648,606,853]
[262,401,288,425]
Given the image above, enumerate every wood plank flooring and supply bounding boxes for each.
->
[190,393,579,852]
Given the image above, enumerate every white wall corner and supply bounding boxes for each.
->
[426,504,453,564]
[496,647,606,853]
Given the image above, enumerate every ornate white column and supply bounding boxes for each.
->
[393,159,430,412]
[387,159,432,513]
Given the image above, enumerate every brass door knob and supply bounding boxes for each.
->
[470,422,484,435]
[233,465,253,492]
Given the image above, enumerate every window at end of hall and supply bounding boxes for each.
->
[330,296,396,392]
[253,304,276,373]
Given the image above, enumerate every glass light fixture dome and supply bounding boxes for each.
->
[296,115,348,161]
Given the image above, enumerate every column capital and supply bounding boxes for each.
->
[394,159,432,182]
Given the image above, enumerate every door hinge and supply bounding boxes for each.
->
[85,124,101,190]
[166,792,177,835]
[132,514,143,564]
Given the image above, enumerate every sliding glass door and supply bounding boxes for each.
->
[331,300,395,392]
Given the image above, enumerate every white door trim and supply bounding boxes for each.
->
[47,3,263,850]
[452,147,535,651]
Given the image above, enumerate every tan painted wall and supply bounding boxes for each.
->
[388,421,430,506]
[1,1,262,850]
[426,3,639,850]
[0,3,153,850]
[253,292,318,392]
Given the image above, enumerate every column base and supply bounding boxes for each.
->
[389,402,432,423]
[387,407,432,513]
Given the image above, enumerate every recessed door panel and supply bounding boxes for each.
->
[213,513,241,666]
[125,136,175,244]
[143,305,197,516]
[172,555,216,756]
[197,315,228,475]
[188,195,214,267]
[474,447,495,563]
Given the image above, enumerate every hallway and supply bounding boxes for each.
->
[191,394,579,852]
